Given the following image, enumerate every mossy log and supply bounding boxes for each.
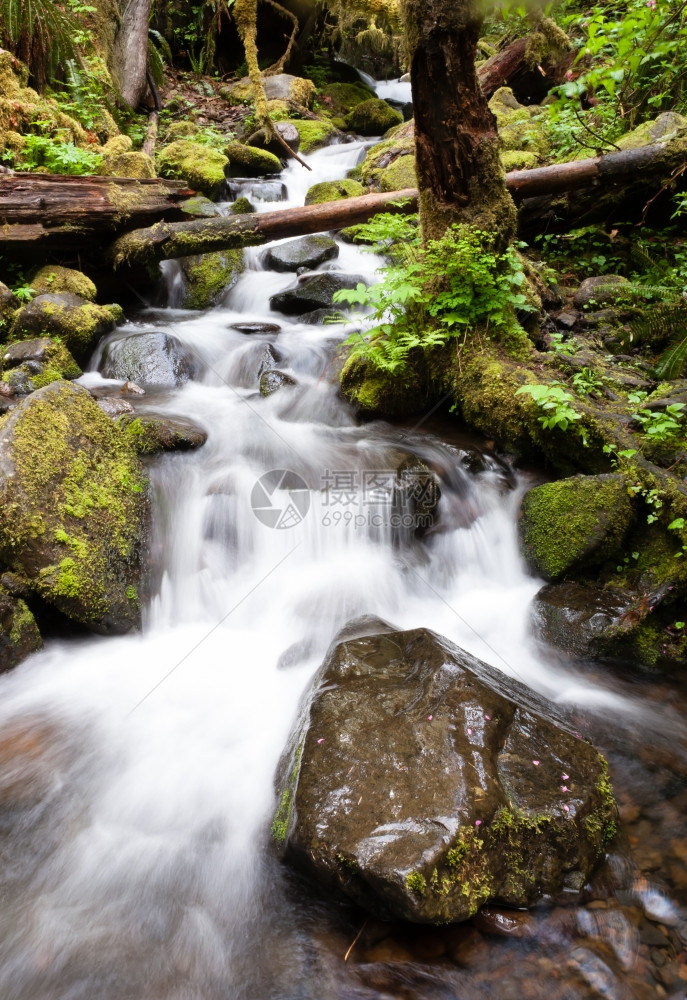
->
[478,33,573,105]
[0,172,193,250]
[107,188,419,269]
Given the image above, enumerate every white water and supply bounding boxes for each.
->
[0,144,638,1000]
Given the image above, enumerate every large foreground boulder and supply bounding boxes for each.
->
[0,382,148,634]
[274,621,616,924]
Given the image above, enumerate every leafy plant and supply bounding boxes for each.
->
[633,401,686,442]
[333,217,534,375]
[515,382,587,442]
[12,284,36,302]
[550,331,579,355]
[18,135,102,175]
[0,0,80,88]
[573,367,604,395]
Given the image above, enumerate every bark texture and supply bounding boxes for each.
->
[112,0,152,109]
[400,0,517,244]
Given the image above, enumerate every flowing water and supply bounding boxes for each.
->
[0,140,686,1000]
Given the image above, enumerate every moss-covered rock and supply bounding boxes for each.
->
[344,98,403,136]
[156,140,228,198]
[30,267,97,302]
[519,474,634,581]
[118,414,207,454]
[0,382,147,634]
[617,111,687,150]
[318,82,376,118]
[305,178,365,206]
[222,74,316,108]
[0,283,19,341]
[180,195,223,218]
[178,249,245,309]
[9,294,121,362]
[379,154,417,191]
[0,587,42,672]
[164,120,198,141]
[501,150,539,171]
[276,621,617,922]
[290,119,338,154]
[488,88,549,162]
[340,353,430,417]
[103,150,156,179]
[2,337,82,388]
[360,120,415,187]
[223,142,282,177]
[231,196,256,214]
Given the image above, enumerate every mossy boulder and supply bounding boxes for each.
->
[118,414,207,454]
[275,620,617,923]
[379,154,417,192]
[305,178,365,206]
[103,150,156,179]
[231,196,256,215]
[180,195,223,218]
[340,353,429,417]
[0,588,42,672]
[164,120,198,141]
[360,120,415,187]
[290,119,338,154]
[519,474,634,582]
[318,82,376,118]
[156,140,228,198]
[0,283,19,340]
[179,249,245,309]
[222,74,316,108]
[573,275,630,310]
[2,338,82,391]
[0,382,148,634]
[344,98,403,136]
[617,111,687,150]
[488,88,549,162]
[501,150,538,171]
[9,294,121,362]
[30,267,97,302]
[223,142,282,178]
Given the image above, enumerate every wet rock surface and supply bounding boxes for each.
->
[9,293,120,362]
[276,622,616,923]
[270,273,367,315]
[264,236,339,273]
[0,588,42,671]
[531,582,638,662]
[119,413,208,453]
[100,331,200,388]
[260,369,297,396]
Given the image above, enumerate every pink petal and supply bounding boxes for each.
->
[317,738,324,744]
[467,728,472,735]
[427,715,433,721]
[561,785,568,792]
[475,820,482,827]
[562,773,569,780]
[484,715,491,721]
[563,804,570,812]
[532,760,540,766]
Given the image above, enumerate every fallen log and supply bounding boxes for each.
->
[478,32,573,104]
[108,137,687,268]
[108,188,420,269]
[0,172,194,251]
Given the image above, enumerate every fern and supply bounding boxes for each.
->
[655,335,687,379]
[0,0,80,88]
[629,301,687,349]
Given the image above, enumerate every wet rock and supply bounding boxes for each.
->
[246,121,301,159]
[0,588,42,671]
[0,382,147,634]
[474,907,535,938]
[230,321,281,335]
[344,98,403,136]
[264,236,339,273]
[260,370,297,397]
[270,273,367,315]
[393,455,441,535]
[118,413,207,454]
[275,622,617,924]
[100,331,200,388]
[573,275,630,310]
[98,396,136,418]
[319,81,376,117]
[519,474,634,581]
[531,583,640,662]
[9,293,121,362]
[179,249,244,309]
[156,140,227,199]
[304,179,365,206]
[30,266,97,302]
[299,308,349,325]
[121,380,145,395]
[223,142,282,178]
[291,119,339,154]
[256,344,283,378]
[2,337,81,382]
[230,195,256,214]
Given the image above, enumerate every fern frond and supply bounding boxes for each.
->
[655,335,687,379]
[148,39,165,86]
[629,301,687,348]
[149,29,173,65]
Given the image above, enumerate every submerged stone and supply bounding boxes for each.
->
[265,236,339,273]
[230,322,281,335]
[100,331,200,388]
[275,622,616,923]
[259,369,297,396]
[0,588,42,672]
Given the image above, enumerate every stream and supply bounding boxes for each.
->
[0,123,685,1000]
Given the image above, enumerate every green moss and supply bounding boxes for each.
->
[488,88,550,161]
[7,596,39,648]
[9,299,118,361]
[231,196,256,214]
[379,154,416,192]
[224,142,282,176]
[501,150,539,171]
[304,178,365,206]
[405,871,427,895]
[156,140,228,198]
[519,474,634,581]
[179,249,245,309]
[360,121,415,187]
[318,82,376,117]
[344,98,403,136]
[271,740,303,845]
[290,119,338,154]
[31,267,97,302]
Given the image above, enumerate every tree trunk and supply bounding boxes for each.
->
[400,0,517,244]
[112,0,152,109]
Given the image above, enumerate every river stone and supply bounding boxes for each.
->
[2,337,81,380]
[260,370,297,396]
[573,276,630,310]
[394,456,441,535]
[118,413,208,454]
[256,344,283,378]
[0,382,147,634]
[0,588,42,672]
[97,396,136,418]
[247,121,301,159]
[0,282,19,338]
[230,322,282,335]
[518,474,634,582]
[270,273,367,315]
[9,294,121,362]
[274,621,616,923]
[100,332,200,388]
[265,236,339,273]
